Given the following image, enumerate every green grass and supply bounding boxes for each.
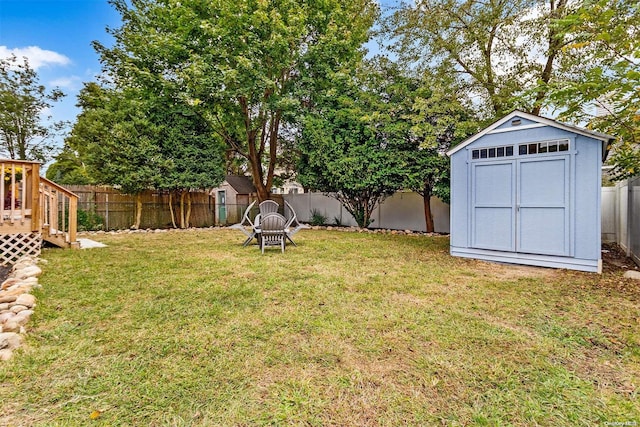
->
[1,229,639,425]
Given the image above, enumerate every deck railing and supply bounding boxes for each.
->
[40,176,78,247]
[0,159,78,246]
[0,160,40,232]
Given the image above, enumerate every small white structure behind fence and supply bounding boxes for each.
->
[284,191,450,233]
[601,177,640,267]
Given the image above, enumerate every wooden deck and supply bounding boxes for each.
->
[0,160,78,265]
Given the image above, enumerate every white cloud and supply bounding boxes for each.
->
[0,45,71,70]
[49,75,83,90]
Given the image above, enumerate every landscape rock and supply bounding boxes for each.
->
[1,278,21,290]
[14,265,42,280]
[10,305,28,314]
[0,312,15,323]
[12,310,34,325]
[15,294,36,308]
[623,270,640,280]
[0,332,22,350]
[2,320,20,333]
[0,255,41,361]
[0,294,17,304]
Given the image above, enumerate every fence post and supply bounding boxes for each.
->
[105,193,109,230]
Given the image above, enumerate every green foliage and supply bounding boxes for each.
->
[0,55,66,161]
[298,66,407,228]
[309,209,328,226]
[382,0,575,117]
[45,146,92,185]
[77,208,104,231]
[299,58,477,230]
[95,0,377,200]
[551,0,640,179]
[62,81,226,196]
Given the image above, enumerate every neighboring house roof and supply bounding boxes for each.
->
[447,110,616,161]
[224,175,256,194]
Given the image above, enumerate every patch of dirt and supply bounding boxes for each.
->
[471,259,557,280]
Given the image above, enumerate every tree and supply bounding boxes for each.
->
[0,55,65,161]
[95,0,377,201]
[298,70,406,228]
[58,83,166,228]
[551,0,639,179]
[154,106,225,229]
[358,58,478,232]
[382,0,575,117]
[404,74,479,232]
[59,82,225,229]
[45,146,92,185]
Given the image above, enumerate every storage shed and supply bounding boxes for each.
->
[447,110,615,273]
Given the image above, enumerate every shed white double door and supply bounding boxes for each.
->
[470,155,571,256]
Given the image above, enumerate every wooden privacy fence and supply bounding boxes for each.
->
[65,186,217,230]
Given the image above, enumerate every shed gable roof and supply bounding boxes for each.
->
[224,175,256,194]
[446,110,615,160]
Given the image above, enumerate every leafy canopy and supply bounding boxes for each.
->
[95,0,377,200]
[0,55,65,161]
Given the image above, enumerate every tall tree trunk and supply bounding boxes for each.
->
[423,193,434,233]
[185,191,192,228]
[180,190,186,229]
[132,193,142,229]
[168,191,177,229]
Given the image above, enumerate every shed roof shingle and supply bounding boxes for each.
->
[225,175,256,194]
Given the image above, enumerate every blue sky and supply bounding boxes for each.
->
[0,0,120,137]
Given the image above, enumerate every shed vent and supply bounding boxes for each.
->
[511,119,522,126]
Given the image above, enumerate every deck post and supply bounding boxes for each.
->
[69,195,78,248]
[31,163,40,232]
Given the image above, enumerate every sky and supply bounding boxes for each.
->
[0,0,120,146]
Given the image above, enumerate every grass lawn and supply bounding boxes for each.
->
[1,229,639,425]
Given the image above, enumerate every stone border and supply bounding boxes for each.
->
[79,225,447,237]
[0,256,43,361]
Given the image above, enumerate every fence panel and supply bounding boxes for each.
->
[284,192,450,233]
[601,187,616,243]
[630,177,640,265]
[66,186,215,230]
[601,179,640,267]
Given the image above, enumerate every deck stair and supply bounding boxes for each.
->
[0,160,79,265]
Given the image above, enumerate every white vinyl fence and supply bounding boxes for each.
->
[284,191,450,233]
[601,177,640,266]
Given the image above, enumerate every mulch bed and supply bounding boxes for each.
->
[0,264,10,285]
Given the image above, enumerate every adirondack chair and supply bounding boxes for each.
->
[259,213,287,254]
[229,201,257,246]
[259,199,279,216]
[283,200,308,246]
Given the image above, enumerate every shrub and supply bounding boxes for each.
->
[77,209,104,231]
[309,209,327,226]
